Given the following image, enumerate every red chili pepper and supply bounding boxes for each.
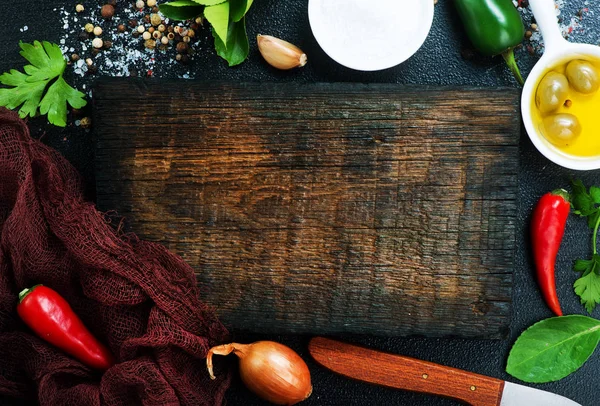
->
[17,285,115,370]
[530,189,570,316]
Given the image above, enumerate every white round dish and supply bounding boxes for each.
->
[523,0,600,170]
[308,0,434,72]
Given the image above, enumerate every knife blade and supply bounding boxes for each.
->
[308,337,581,406]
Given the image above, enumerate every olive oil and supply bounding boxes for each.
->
[532,57,600,157]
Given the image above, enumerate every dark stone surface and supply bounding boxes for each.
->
[0,1,598,405]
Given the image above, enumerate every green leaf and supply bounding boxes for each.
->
[590,186,600,204]
[572,179,595,217]
[506,315,600,383]
[575,258,594,275]
[214,17,249,67]
[38,77,86,127]
[245,0,254,14]
[588,210,600,230]
[229,0,249,22]
[192,0,226,5]
[0,41,86,125]
[574,265,600,314]
[19,41,65,81]
[159,0,204,21]
[22,43,66,84]
[204,2,230,46]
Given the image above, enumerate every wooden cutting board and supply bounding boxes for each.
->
[93,79,519,339]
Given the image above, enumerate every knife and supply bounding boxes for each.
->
[308,337,581,406]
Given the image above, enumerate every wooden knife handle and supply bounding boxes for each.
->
[308,337,504,406]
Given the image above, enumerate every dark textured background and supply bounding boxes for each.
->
[1,1,599,405]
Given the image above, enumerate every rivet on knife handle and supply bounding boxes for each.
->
[308,337,504,406]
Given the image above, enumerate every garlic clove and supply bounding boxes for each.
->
[257,34,307,70]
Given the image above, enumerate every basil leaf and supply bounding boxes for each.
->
[214,17,249,67]
[506,315,600,383]
[159,0,203,21]
[245,0,254,14]
[192,0,226,5]
[204,2,230,46]
[229,0,248,22]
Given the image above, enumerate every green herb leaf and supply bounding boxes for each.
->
[506,315,600,383]
[204,2,230,46]
[0,41,86,127]
[229,0,250,22]
[588,210,600,230]
[38,77,86,127]
[590,186,600,204]
[574,254,600,313]
[159,0,204,21]
[571,180,600,313]
[572,179,596,217]
[214,17,249,66]
[192,0,226,5]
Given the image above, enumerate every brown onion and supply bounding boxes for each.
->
[207,341,312,405]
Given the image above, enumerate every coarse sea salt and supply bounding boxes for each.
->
[518,0,598,56]
[309,0,432,70]
[55,5,197,80]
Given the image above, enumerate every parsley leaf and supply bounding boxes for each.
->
[0,41,86,127]
[571,180,600,313]
[574,254,600,313]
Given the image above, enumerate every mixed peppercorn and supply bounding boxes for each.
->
[73,1,203,75]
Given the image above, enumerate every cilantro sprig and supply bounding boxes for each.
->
[571,179,600,313]
[160,0,253,66]
[0,41,86,127]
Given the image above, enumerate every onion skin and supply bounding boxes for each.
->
[207,341,312,405]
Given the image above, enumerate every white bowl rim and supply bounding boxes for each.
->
[307,0,435,72]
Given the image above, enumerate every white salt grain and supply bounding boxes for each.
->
[309,0,433,71]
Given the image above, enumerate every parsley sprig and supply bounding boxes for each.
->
[0,41,86,127]
[571,179,600,313]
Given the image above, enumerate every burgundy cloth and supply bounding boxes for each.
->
[0,109,231,405]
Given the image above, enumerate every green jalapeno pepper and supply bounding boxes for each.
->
[454,0,525,85]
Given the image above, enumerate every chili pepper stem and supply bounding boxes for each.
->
[18,284,42,303]
[502,49,524,86]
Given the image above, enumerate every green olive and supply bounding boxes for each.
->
[536,71,569,114]
[541,113,582,147]
[566,60,600,94]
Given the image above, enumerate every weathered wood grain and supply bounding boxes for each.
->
[93,79,519,338]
